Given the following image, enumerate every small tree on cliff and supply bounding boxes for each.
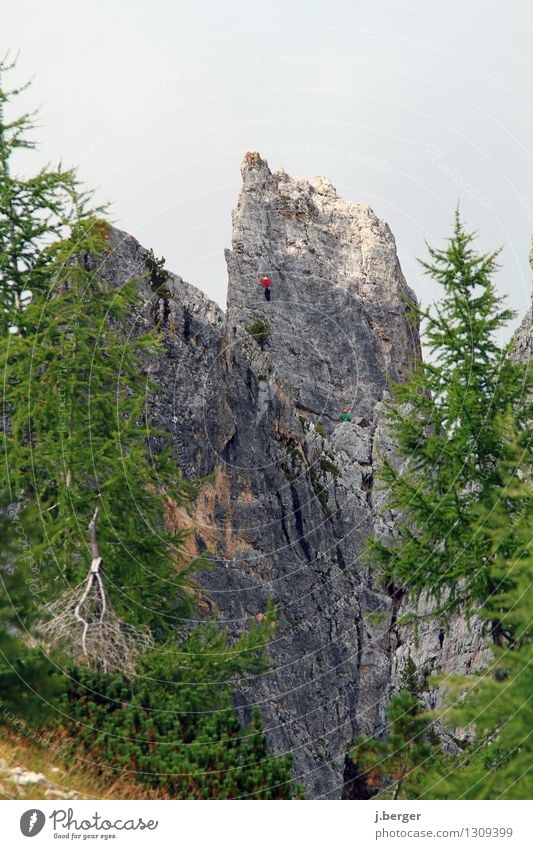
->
[369,212,531,632]
[351,658,443,799]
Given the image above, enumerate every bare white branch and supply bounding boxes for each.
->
[37,503,152,676]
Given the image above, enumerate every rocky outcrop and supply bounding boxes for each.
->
[0,758,80,800]
[210,154,423,798]
[225,152,419,420]
[97,155,523,798]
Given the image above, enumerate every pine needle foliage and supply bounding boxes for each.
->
[353,452,532,800]
[61,606,301,799]
[2,219,204,645]
[0,55,96,333]
[1,60,296,798]
[358,215,532,799]
[369,212,532,620]
[419,452,532,799]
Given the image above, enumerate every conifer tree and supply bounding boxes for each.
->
[0,60,298,800]
[0,54,87,713]
[0,57,201,678]
[420,443,532,800]
[358,218,532,799]
[358,444,532,800]
[0,60,202,672]
[0,55,88,333]
[369,212,531,626]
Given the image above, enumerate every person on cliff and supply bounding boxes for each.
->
[259,275,271,301]
[340,408,351,422]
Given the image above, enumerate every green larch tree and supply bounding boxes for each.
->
[357,217,531,800]
[369,211,531,631]
[0,54,89,333]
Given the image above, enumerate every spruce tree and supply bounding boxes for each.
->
[0,55,86,715]
[0,58,203,671]
[369,212,531,624]
[355,440,531,800]
[357,218,532,800]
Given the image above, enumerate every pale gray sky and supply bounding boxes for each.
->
[3,0,532,337]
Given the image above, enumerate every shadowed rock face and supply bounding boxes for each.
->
[96,155,528,798]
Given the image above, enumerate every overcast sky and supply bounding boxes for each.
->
[2,0,532,338]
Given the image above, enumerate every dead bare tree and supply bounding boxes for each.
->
[38,504,153,676]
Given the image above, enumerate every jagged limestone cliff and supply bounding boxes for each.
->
[94,154,523,798]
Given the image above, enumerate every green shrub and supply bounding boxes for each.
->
[309,466,329,510]
[320,456,340,477]
[246,318,271,347]
[61,640,299,799]
[145,248,171,299]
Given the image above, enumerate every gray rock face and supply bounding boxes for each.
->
[216,155,421,798]
[511,241,532,366]
[97,155,525,799]
[225,152,419,422]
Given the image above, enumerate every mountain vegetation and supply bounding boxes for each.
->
[354,216,531,799]
[0,55,298,799]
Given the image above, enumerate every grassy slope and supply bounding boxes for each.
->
[0,728,166,800]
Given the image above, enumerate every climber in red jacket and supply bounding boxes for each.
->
[259,275,271,301]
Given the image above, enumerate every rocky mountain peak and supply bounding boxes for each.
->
[226,153,420,424]
[96,157,523,798]
[234,151,413,300]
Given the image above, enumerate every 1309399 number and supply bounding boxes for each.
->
[470,827,513,838]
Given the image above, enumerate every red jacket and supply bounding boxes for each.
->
[259,276,271,288]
